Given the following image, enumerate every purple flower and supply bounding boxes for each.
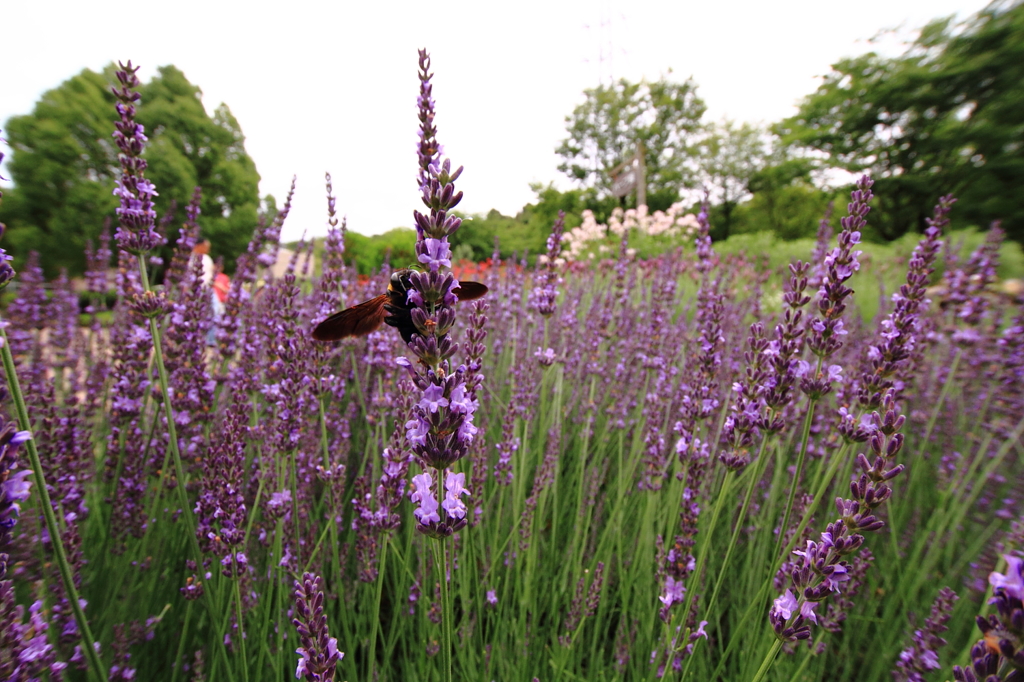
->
[448,383,474,414]
[110,62,166,255]
[418,238,452,271]
[534,347,557,366]
[411,473,441,525]
[659,576,686,608]
[419,384,449,413]
[893,587,958,682]
[406,417,430,447]
[772,590,799,620]
[529,211,565,317]
[560,562,606,646]
[0,249,13,291]
[821,563,850,593]
[804,176,871,371]
[486,590,498,607]
[267,490,293,518]
[989,555,1024,600]
[826,365,843,383]
[770,390,907,642]
[954,549,1024,682]
[3,468,32,507]
[441,471,469,520]
[1,421,35,580]
[399,50,482,539]
[858,195,951,409]
[292,572,343,681]
[457,416,479,443]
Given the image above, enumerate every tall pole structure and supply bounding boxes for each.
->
[636,139,646,208]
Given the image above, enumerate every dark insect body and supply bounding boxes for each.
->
[312,268,488,344]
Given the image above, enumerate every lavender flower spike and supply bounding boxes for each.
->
[110,61,164,256]
[529,211,566,317]
[293,572,343,682]
[1,418,33,581]
[858,195,951,409]
[400,49,480,539]
[893,586,958,682]
[0,229,14,291]
[769,389,907,643]
[801,175,870,399]
[953,555,1024,682]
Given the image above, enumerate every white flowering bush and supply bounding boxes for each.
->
[562,203,700,260]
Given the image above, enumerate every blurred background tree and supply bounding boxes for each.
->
[0,63,262,277]
[733,149,833,241]
[697,119,768,240]
[352,0,1024,274]
[343,228,417,275]
[450,184,630,264]
[776,2,1024,243]
[556,77,706,210]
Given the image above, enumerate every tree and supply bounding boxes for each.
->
[556,77,706,205]
[741,156,832,240]
[452,186,589,263]
[776,3,1024,242]
[698,120,767,239]
[344,228,417,275]
[0,64,262,276]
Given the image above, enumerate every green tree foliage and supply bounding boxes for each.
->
[556,77,706,203]
[733,154,834,240]
[776,3,1024,242]
[452,184,627,263]
[137,66,261,270]
[344,228,417,275]
[452,209,543,263]
[698,120,767,239]
[0,64,262,276]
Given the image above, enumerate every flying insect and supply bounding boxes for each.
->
[311,268,488,343]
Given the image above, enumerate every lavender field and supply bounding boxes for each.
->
[1,54,1024,682]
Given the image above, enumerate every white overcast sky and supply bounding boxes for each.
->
[1,0,993,242]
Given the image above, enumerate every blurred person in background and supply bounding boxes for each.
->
[193,239,224,345]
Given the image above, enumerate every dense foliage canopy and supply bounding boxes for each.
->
[0,64,261,276]
[556,77,706,206]
[777,2,1024,242]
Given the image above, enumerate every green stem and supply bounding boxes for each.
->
[705,438,769,617]
[913,349,962,461]
[773,398,817,563]
[231,558,250,682]
[749,639,783,682]
[135,257,235,672]
[367,534,389,681]
[1,323,109,682]
[135,258,203,568]
[681,437,773,679]
[433,537,454,682]
[708,442,849,680]
[170,601,194,682]
[670,468,735,656]
[318,396,331,466]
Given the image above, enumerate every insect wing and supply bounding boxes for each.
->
[454,281,488,302]
[312,295,388,341]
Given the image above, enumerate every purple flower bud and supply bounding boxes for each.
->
[292,572,343,681]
